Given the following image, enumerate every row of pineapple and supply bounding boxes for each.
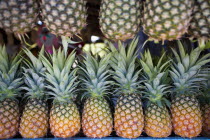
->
[0,38,210,139]
[0,0,209,44]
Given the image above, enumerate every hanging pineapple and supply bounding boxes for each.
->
[0,0,38,35]
[99,0,142,41]
[109,39,144,138]
[189,0,210,48]
[41,48,81,138]
[19,48,48,138]
[142,0,193,42]
[140,50,172,137]
[170,41,210,138]
[0,46,22,139]
[80,53,113,138]
[41,0,87,37]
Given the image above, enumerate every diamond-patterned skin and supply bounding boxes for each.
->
[19,99,48,138]
[50,102,81,138]
[0,0,38,34]
[201,104,210,137]
[82,97,113,138]
[144,103,172,137]
[0,99,19,139]
[41,0,87,37]
[114,94,144,138]
[189,0,210,39]
[171,95,202,138]
[100,0,142,41]
[142,0,193,41]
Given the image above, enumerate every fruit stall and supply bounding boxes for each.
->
[0,0,210,140]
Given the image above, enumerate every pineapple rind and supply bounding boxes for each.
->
[100,0,142,41]
[50,102,81,138]
[42,0,87,37]
[142,0,193,41]
[144,103,172,138]
[171,95,202,138]
[0,99,19,139]
[82,97,113,138]
[0,0,38,34]
[19,98,48,138]
[189,0,210,40]
[114,94,144,138]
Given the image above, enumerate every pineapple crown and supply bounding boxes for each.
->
[0,46,22,101]
[170,41,210,96]
[41,48,78,104]
[198,66,210,105]
[109,38,141,94]
[79,53,112,99]
[21,48,46,100]
[140,50,171,107]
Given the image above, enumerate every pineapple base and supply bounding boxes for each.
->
[50,102,81,138]
[19,99,48,138]
[82,97,113,138]
[114,94,144,138]
[0,99,19,139]
[144,103,172,138]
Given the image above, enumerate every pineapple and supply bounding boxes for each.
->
[41,48,80,138]
[170,41,210,138]
[0,46,22,139]
[0,0,38,34]
[109,39,144,138]
[19,48,48,138]
[41,0,87,37]
[140,50,172,137]
[142,0,193,42]
[189,0,210,42]
[80,53,113,138]
[99,0,142,41]
[199,67,210,137]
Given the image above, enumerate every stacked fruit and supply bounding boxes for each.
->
[0,0,210,139]
[0,38,210,139]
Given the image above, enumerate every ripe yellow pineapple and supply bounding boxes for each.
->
[140,50,172,137]
[0,46,22,139]
[109,39,144,138]
[41,0,87,37]
[19,48,48,138]
[142,0,193,42]
[80,53,113,138]
[41,48,81,138]
[99,0,142,41]
[0,0,38,34]
[170,41,210,138]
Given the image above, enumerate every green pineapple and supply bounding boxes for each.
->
[189,0,210,41]
[0,46,22,139]
[99,0,142,41]
[0,0,38,34]
[142,0,193,42]
[19,48,48,138]
[41,0,87,37]
[109,39,144,138]
[41,48,80,138]
[140,50,172,137]
[80,53,113,138]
